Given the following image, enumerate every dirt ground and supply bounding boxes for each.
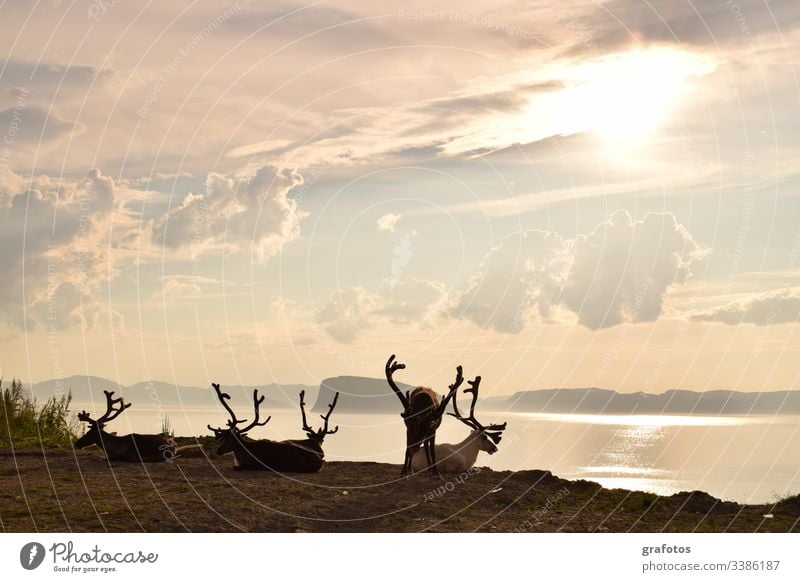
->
[1,447,798,532]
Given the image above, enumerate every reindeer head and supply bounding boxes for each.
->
[449,376,507,451]
[75,390,131,448]
[385,354,464,421]
[298,390,340,443]
[207,383,270,454]
[468,429,500,454]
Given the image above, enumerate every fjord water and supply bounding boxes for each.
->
[75,402,800,504]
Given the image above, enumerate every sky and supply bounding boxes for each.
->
[1,0,799,396]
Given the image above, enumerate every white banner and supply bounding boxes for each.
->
[1,533,798,581]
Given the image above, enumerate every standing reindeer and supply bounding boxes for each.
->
[385,354,463,476]
[207,383,339,472]
[411,374,507,473]
[75,390,177,462]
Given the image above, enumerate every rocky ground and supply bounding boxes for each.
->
[1,446,798,532]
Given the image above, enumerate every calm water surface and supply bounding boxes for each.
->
[73,402,800,503]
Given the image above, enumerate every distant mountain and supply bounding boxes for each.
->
[29,375,318,410]
[312,375,413,413]
[315,379,800,415]
[26,375,800,415]
[31,376,123,402]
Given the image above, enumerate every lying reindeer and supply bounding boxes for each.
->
[208,383,339,472]
[385,354,463,476]
[75,390,177,462]
[411,374,507,473]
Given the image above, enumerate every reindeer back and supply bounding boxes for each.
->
[409,387,439,416]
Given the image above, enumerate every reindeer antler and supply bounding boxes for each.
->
[208,384,271,435]
[436,365,464,415]
[386,354,410,410]
[238,389,271,433]
[319,392,340,436]
[208,383,247,432]
[299,390,340,441]
[449,376,507,444]
[78,390,131,427]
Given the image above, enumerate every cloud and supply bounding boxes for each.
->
[26,282,85,329]
[691,289,800,326]
[448,229,568,333]
[0,103,82,146]
[0,164,309,330]
[317,211,704,341]
[449,210,704,332]
[562,210,704,329]
[372,277,447,323]
[151,165,306,261]
[247,44,714,169]
[314,286,377,344]
[315,277,446,343]
[375,214,418,287]
[219,3,398,50]
[147,277,201,308]
[0,168,118,329]
[429,81,563,116]
[423,172,669,218]
[376,213,401,232]
[225,139,292,159]
[231,75,569,169]
[561,0,800,55]
[0,60,112,94]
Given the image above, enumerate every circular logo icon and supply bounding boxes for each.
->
[20,542,46,570]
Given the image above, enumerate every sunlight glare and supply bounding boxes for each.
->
[553,47,716,147]
[510,412,755,426]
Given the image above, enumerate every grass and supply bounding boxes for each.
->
[0,378,79,448]
[160,414,173,437]
[1,449,798,532]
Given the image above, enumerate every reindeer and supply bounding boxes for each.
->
[385,354,463,476]
[75,390,177,462]
[411,374,507,473]
[207,383,339,472]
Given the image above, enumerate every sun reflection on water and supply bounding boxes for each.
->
[513,412,758,427]
[586,477,684,497]
[563,420,680,495]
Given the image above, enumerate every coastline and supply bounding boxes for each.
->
[1,447,798,533]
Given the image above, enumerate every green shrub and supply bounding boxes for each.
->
[0,378,79,447]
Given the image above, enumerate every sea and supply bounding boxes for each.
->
[71,402,800,504]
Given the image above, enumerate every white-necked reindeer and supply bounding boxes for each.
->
[411,375,507,473]
[75,390,177,462]
[208,383,339,472]
[385,354,463,476]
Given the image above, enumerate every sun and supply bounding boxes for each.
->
[435,47,715,160]
[555,47,716,147]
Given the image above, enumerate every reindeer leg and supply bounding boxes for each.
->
[402,427,416,476]
[431,433,440,477]
[427,434,441,478]
[402,445,413,476]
